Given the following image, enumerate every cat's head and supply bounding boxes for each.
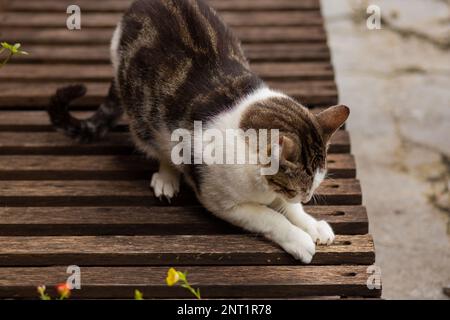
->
[269,104,349,203]
[241,98,349,203]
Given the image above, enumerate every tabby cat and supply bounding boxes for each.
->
[48,0,349,263]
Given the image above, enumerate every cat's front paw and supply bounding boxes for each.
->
[150,171,180,202]
[281,228,316,264]
[306,220,335,245]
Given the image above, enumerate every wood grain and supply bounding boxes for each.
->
[0,179,361,206]
[0,106,337,131]
[0,11,324,27]
[0,265,381,299]
[0,234,374,266]
[7,0,321,13]
[11,43,331,64]
[0,154,356,180]
[0,26,326,44]
[0,206,368,236]
[0,80,338,108]
[0,130,350,155]
[0,62,334,82]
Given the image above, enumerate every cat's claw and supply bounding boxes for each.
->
[150,171,180,202]
[306,220,335,245]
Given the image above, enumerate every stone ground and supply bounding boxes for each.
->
[320,0,450,299]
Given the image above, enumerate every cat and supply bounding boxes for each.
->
[48,0,349,263]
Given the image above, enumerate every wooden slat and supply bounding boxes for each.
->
[0,234,374,266]
[0,179,361,206]
[11,43,331,63]
[0,206,368,236]
[0,63,334,82]
[0,11,323,27]
[0,26,326,44]
[0,81,338,108]
[0,111,126,131]
[0,265,380,299]
[0,107,333,131]
[0,130,350,155]
[0,106,339,131]
[0,154,356,180]
[6,0,321,13]
[0,132,132,155]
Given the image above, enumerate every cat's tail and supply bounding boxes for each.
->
[47,82,123,143]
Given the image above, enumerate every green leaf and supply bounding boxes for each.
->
[1,42,13,51]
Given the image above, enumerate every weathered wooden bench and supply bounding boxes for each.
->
[0,0,382,299]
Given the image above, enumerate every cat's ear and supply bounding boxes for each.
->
[316,105,350,142]
[279,135,298,163]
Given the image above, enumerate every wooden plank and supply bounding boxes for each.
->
[0,26,326,44]
[0,265,380,299]
[0,11,323,27]
[0,131,350,155]
[0,63,334,82]
[0,132,133,155]
[11,43,331,63]
[0,154,356,180]
[0,105,338,131]
[244,43,331,62]
[0,179,361,206]
[0,234,374,266]
[7,0,321,13]
[0,107,334,131]
[0,81,338,108]
[0,111,128,131]
[0,205,368,236]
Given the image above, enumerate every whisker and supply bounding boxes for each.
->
[326,172,336,179]
[311,194,318,205]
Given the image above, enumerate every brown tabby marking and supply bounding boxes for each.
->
[240,97,327,199]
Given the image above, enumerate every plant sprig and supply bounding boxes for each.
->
[0,42,28,68]
[166,267,201,299]
[37,283,72,300]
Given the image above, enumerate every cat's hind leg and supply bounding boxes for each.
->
[129,129,181,202]
[150,161,181,202]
